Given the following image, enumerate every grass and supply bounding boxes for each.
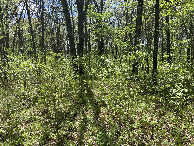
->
[0,53,193,145]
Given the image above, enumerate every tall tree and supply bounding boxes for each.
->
[77,0,85,74]
[187,13,193,64]
[60,0,77,72]
[77,0,84,57]
[24,0,36,59]
[132,0,143,75]
[152,0,160,84]
[0,3,8,80]
[60,0,76,58]
[165,0,171,64]
[161,17,164,62]
[98,0,104,55]
[190,13,194,65]
[40,0,46,63]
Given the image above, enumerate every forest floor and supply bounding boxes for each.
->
[0,54,193,145]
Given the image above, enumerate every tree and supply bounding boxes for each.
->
[60,0,77,72]
[152,0,160,84]
[132,0,143,75]
[77,0,85,58]
[165,0,171,64]
[40,0,46,63]
[24,0,36,59]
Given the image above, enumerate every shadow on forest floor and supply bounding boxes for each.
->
[75,74,109,145]
[44,74,109,145]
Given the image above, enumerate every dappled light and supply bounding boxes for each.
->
[0,0,193,145]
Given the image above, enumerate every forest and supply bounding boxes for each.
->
[0,0,193,145]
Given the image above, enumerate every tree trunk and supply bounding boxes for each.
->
[161,17,164,62]
[152,0,160,84]
[98,0,104,55]
[25,0,36,59]
[0,4,8,80]
[60,0,76,58]
[190,14,194,66]
[60,0,77,72]
[77,0,85,75]
[188,13,193,64]
[77,0,84,57]
[132,0,143,75]
[41,0,46,63]
[166,0,171,64]
[145,18,152,74]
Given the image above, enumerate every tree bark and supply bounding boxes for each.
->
[98,0,104,55]
[190,14,194,65]
[77,0,85,75]
[60,0,76,58]
[188,13,193,64]
[166,0,171,64]
[161,17,164,62]
[132,0,143,75]
[152,0,160,84]
[41,0,46,63]
[25,0,36,59]
[60,0,78,73]
[77,0,84,57]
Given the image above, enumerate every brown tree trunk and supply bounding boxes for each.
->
[166,0,171,64]
[161,17,164,62]
[77,0,84,57]
[152,0,160,84]
[77,0,85,75]
[60,0,77,72]
[132,0,143,75]
[60,0,76,58]
[98,0,104,55]
[25,0,36,59]
[40,0,46,63]
[191,14,194,66]
[188,13,193,64]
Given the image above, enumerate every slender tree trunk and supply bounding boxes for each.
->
[125,4,129,42]
[77,0,85,75]
[60,0,76,57]
[41,0,46,63]
[70,0,75,39]
[85,18,88,53]
[18,28,24,54]
[132,0,143,75]
[60,0,77,72]
[129,11,133,53]
[0,4,8,80]
[166,0,171,64]
[187,13,193,64]
[190,14,194,65]
[145,18,152,74]
[84,0,90,54]
[88,17,92,53]
[98,0,104,55]
[25,0,36,59]
[152,0,160,84]
[77,0,84,57]
[161,17,164,62]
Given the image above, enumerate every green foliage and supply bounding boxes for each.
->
[0,53,193,145]
[0,0,193,145]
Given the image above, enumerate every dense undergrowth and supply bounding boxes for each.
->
[0,53,193,145]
